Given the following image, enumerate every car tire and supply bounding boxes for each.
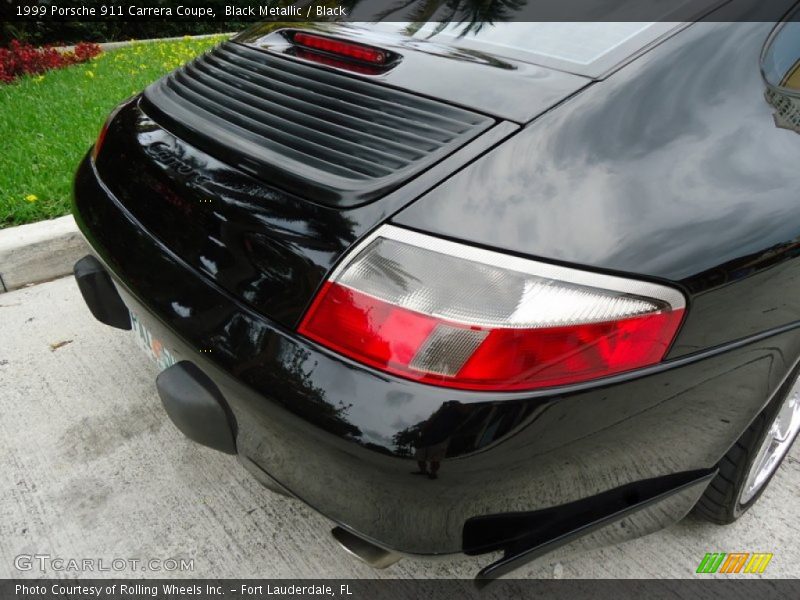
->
[694,367,800,524]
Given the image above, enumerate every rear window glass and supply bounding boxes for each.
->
[428,23,655,64]
[374,21,682,77]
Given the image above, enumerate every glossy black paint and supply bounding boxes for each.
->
[75,155,800,556]
[73,15,800,567]
[396,21,800,355]
[234,24,590,123]
[95,99,516,328]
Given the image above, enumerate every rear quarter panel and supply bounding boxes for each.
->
[394,22,800,355]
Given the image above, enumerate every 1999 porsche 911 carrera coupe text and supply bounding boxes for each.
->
[72,6,800,581]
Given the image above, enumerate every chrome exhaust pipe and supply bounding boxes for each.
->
[331,527,402,569]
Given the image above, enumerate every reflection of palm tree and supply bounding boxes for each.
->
[373,0,528,37]
[277,349,362,438]
[216,315,362,438]
[355,247,421,291]
[392,421,425,456]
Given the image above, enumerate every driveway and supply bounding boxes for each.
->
[1,276,798,579]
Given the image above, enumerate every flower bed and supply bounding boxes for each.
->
[0,41,102,84]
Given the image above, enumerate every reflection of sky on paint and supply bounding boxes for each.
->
[407,22,653,65]
[398,23,800,282]
[282,22,800,455]
[360,428,396,448]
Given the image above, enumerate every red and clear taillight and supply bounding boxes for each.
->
[298,226,686,391]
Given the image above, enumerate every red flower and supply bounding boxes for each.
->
[0,40,102,84]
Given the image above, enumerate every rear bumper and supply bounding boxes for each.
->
[73,153,800,565]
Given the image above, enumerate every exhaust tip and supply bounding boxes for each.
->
[331,527,401,569]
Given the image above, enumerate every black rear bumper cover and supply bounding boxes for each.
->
[73,152,799,563]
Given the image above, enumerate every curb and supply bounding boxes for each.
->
[1,34,234,294]
[54,32,235,53]
[0,215,87,293]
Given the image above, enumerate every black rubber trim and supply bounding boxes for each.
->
[694,358,800,523]
[73,254,132,330]
[156,360,237,455]
[470,469,717,584]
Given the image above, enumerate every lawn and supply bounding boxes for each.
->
[0,35,228,228]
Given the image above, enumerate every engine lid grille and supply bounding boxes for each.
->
[142,41,495,207]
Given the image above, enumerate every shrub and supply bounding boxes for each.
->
[1,21,244,47]
[0,40,101,84]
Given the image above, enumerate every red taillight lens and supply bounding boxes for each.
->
[298,226,686,392]
[92,119,110,161]
[292,32,388,65]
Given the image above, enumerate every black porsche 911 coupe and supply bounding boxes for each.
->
[73,7,800,580]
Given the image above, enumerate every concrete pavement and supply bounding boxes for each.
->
[0,276,798,580]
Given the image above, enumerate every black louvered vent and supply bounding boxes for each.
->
[141,41,495,207]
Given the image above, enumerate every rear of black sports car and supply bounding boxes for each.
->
[72,11,800,580]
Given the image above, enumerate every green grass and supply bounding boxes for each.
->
[0,35,228,228]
